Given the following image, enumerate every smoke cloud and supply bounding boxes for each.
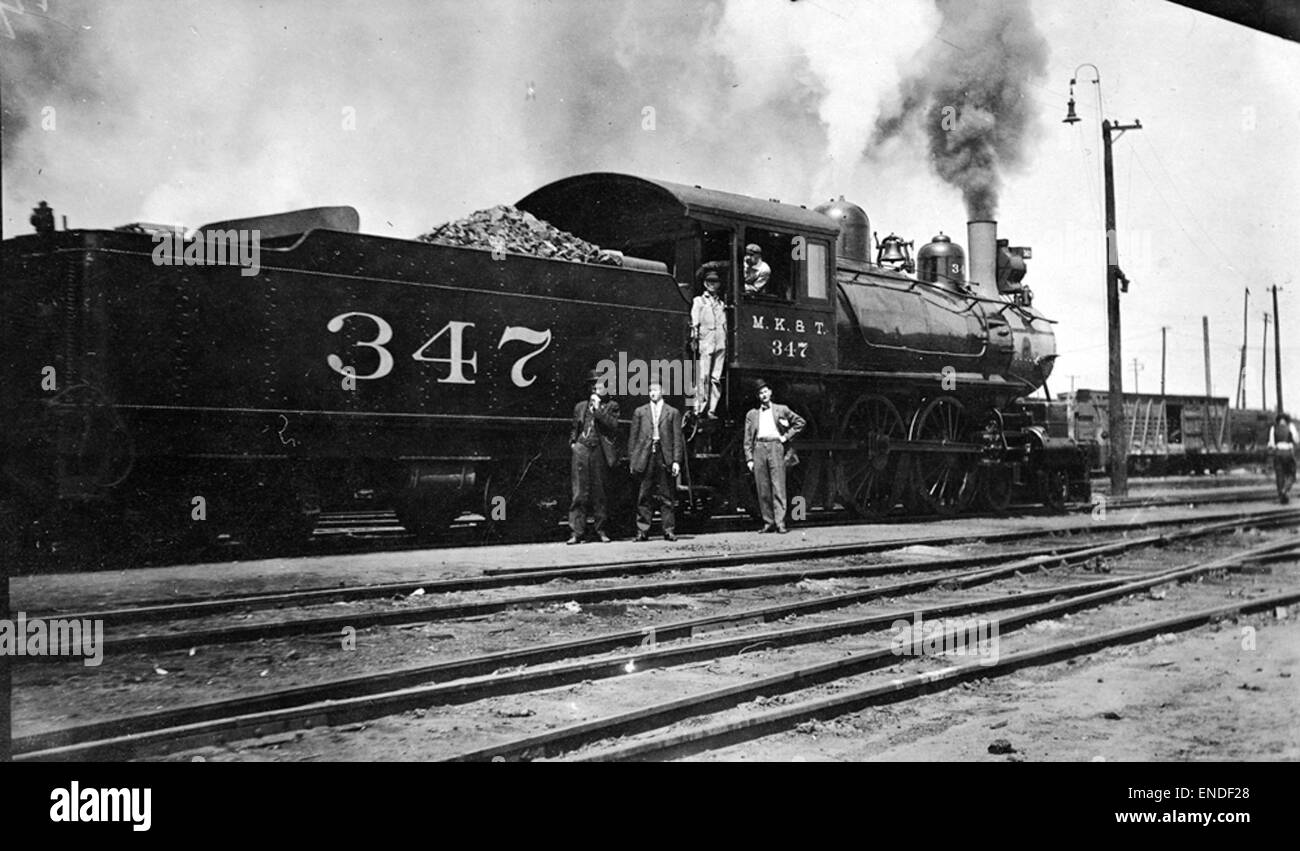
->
[869,0,1048,219]
[1,0,936,237]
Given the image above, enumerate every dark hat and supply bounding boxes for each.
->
[745,243,762,254]
[1279,412,1291,423]
[753,377,771,394]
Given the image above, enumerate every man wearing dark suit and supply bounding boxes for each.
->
[628,381,684,541]
[568,374,620,544]
[743,379,805,533]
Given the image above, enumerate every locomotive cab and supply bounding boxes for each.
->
[518,172,842,410]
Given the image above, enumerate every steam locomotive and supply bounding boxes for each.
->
[1,172,1088,564]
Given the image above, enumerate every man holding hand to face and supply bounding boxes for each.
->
[568,372,620,544]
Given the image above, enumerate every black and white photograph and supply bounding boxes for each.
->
[1,0,1297,823]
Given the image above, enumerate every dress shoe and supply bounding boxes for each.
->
[597,531,611,543]
[566,535,581,545]
[759,524,775,534]
[663,532,677,542]
[635,531,649,542]
[776,525,788,534]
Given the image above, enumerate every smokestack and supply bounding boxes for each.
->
[967,220,997,298]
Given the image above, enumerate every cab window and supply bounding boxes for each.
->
[806,240,829,301]
[741,228,793,302]
[691,224,735,300]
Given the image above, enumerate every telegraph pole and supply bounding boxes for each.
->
[1103,118,1141,494]
[1131,358,1143,394]
[0,525,7,761]
[1203,316,1216,450]
[1160,326,1169,395]
[1065,67,1140,496]
[1273,285,1284,412]
[1234,289,1249,408]
[1262,313,1270,410]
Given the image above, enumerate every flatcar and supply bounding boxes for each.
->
[1,172,1089,565]
[1062,389,1271,475]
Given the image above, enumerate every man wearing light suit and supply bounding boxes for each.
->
[743,379,805,534]
[628,381,684,541]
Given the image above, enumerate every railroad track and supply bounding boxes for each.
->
[12,505,1298,761]
[566,541,1300,762]
[28,498,1287,620]
[306,482,1280,548]
[19,505,1297,659]
[34,480,1272,572]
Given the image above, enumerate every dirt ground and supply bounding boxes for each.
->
[11,494,1298,762]
[149,539,1299,763]
[689,608,1300,762]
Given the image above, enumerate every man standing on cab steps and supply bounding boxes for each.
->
[568,373,620,544]
[628,381,684,541]
[691,270,728,419]
[743,379,805,533]
[1269,412,1299,504]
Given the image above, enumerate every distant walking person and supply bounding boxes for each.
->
[743,379,805,533]
[568,372,620,543]
[1269,412,1299,504]
[691,270,728,419]
[628,381,684,541]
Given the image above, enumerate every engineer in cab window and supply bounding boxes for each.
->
[742,243,771,296]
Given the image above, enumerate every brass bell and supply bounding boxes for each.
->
[878,233,907,262]
[876,232,914,271]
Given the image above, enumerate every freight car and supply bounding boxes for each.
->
[1,172,1089,565]
[1061,389,1272,475]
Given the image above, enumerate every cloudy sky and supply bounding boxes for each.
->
[3,0,1296,406]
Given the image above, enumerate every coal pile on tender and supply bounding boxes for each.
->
[418,205,622,266]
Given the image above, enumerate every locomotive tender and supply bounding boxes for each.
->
[1,172,1088,562]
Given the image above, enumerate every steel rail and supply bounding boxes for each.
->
[14,575,1129,761]
[14,515,1295,759]
[41,500,1268,619]
[27,508,1296,660]
[478,503,1286,577]
[27,493,1276,624]
[565,538,1300,762]
[23,482,1265,575]
[28,538,1098,626]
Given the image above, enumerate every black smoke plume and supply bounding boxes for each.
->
[869,0,1048,219]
